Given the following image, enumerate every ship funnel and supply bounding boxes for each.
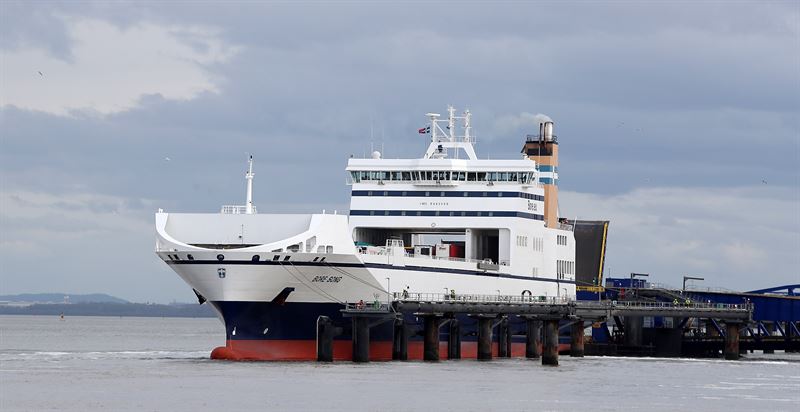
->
[540,121,554,141]
[524,117,559,228]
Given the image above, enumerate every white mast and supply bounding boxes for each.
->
[423,106,478,160]
[245,155,255,214]
[464,109,471,143]
[448,105,456,141]
[426,112,440,142]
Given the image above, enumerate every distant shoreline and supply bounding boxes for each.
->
[0,302,217,318]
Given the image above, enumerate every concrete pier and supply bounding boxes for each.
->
[525,319,542,359]
[392,318,408,360]
[542,319,559,366]
[724,322,741,360]
[352,316,370,363]
[423,316,442,361]
[448,319,461,360]
[336,293,755,362]
[497,317,510,358]
[477,317,494,360]
[570,320,585,357]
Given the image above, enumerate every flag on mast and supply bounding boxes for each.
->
[418,125,430,134]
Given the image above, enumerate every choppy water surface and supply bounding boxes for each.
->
[1,315,798,411]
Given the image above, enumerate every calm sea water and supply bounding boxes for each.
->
[1,315,798,411]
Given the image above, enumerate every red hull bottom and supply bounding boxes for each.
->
[211,340,571,361]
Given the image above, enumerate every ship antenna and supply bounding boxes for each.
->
[245,155,255,214]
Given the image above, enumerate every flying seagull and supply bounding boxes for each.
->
[761,179,767,184]
[38,71,43,76]
[164,157,171,161]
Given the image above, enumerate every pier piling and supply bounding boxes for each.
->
[423,316,442,361]
[624,316,644,347]
[525,319,542,359]
[316,316,335,362]
[724,322,741,360]
[498,317,510,358]
[448,319,461,360]
[570,320,585,357]
[392,318,408,360]
[352,316,370,363]
[542,319,559,366]
[477,316,494,360]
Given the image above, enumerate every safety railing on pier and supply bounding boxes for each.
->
[608,300,752,312]
[393,292,570,305]
[343,301,391,312]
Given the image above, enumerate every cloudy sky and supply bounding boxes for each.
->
[1,1,798,303]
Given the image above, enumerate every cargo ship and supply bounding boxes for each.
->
[155,106,576,360]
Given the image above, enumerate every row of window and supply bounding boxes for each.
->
[349,210,545,220]
[352,190,545,201]
[350,171,536,184]
[557,235,569,246]
[556,259,575,277]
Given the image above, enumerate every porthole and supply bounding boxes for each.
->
[187,254,194,261]
[217,254,224,261]
[251,255,260,262]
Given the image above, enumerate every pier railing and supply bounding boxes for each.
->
[343,301,391,312]
[393,292,570,305]
[609,300,752,312]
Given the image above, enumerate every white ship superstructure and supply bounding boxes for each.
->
[155,106,576,360]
